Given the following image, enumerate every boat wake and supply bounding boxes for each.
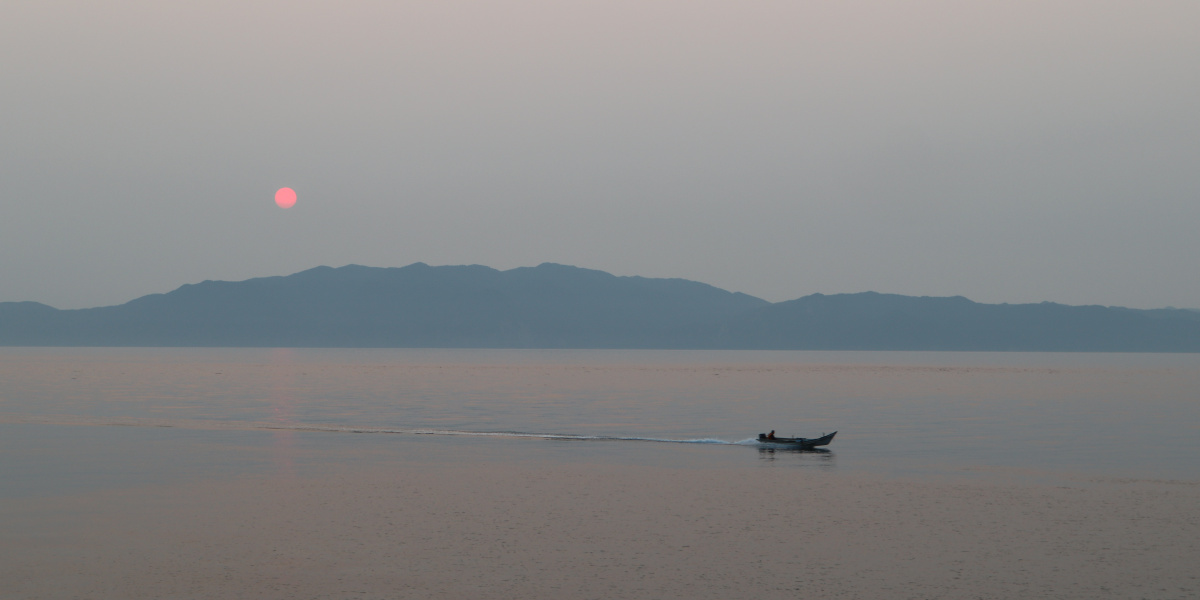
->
[1,413,758,446]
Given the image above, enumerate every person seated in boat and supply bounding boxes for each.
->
[767,430,776,440]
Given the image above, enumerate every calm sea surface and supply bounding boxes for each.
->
[2,348,1198,497]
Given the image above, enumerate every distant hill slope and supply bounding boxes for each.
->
[718,292,1200,352]
[2,263,1199,351]
[0,263,767,348]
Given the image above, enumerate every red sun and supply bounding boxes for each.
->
[275,187,297,209]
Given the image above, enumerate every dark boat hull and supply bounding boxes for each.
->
[757,431,836,449]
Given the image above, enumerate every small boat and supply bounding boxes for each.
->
[757,431,836,449]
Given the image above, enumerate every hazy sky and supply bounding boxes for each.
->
[3,1,1198,309]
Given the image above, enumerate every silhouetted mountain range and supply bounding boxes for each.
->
[2,263,1199,351]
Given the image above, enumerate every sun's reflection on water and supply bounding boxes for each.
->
[268,349,298,479]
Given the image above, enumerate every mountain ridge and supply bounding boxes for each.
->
[2,263,1198,351]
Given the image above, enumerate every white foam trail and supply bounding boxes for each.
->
[1,413,746,445]
[290,426,743,445]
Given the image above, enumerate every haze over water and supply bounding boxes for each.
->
[6,2,1199,595]
[4,348,1198,500]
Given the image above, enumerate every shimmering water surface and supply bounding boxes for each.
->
[2,348,1198,497]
